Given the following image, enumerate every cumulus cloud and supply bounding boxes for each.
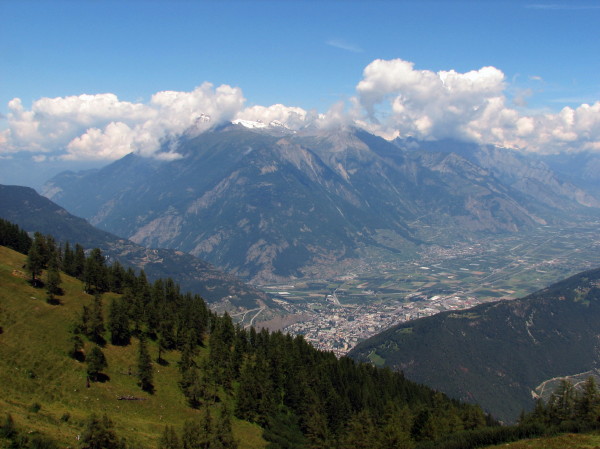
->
[354,58,600,153]
[2,58,600,161]
[1,83,245,161]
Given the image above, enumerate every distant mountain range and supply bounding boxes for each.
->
[348,268,600,423]
[0,184,279,321]
[42,124,600,283]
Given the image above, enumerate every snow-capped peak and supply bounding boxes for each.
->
[232,119,292,131]
[232,119,268,129]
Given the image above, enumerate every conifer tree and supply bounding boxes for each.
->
[69,330,85,361]
[83,294,106,345]
[575,376,600,424]
[303,408,331,449]
[62,241,75,276]
[181,412,212,449]
[79,414,125,449]
[159,426,181,449]
[84,248,107,293]
[26,234,45,286]
[338,410,376,449]
[548,379,576,424]
[137,336,154,393]
[0,218,31,254]
[213,404,238,449]
[86,346,107,381]
[74,244,86,279]
[108,297,131,346]
[45,252,62,304]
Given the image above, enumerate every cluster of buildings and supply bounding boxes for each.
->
[283,291,493,357]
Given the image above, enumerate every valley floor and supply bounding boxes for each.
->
[258,223,600,355]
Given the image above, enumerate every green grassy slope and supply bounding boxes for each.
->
[485,431,600,449]
[0,246,266,449]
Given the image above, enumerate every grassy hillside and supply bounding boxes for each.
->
[0,246,266,449]
[485,431,600,449]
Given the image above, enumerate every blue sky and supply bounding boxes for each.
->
[2,0,600,188]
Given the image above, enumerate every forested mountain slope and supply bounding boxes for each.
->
[0,237,494,449]
[349,268,600,422]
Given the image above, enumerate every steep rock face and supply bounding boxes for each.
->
[349,268,600,422]
[43,126,597,282]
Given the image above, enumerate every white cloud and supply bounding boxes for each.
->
[1,83,245,161]
[354,58,600,153]
[2,58,600,161]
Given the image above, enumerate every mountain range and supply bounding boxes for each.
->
[42,124,600,283]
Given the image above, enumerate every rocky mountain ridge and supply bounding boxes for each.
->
[43,125,600,282]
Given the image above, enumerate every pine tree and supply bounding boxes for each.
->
[548,379,576,424]
[108,298,131,346]
[86,346,107,381]
[74,244,86,279]
[69,328,85,361]
[181,413,212,449]
[575,376,600,424]
[84,294,106,345]
[45,253,62,304]
[303,408,331,449]
[213,404,238,449]
[26,234,45,287]
[0,219,31,254]
[62,241,75,276]
[137,336,154,393]
[84,248,107,293]
[338,410,376,449]
[159,425,181,449]
[377,404,415,449]
[79,414,125,449]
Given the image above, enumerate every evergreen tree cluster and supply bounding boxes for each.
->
[18,227,133,296]
[521,377,600,430]
[3,223,498,448]
[415,377,600,449]
[161,404,238,449]
[0,219,32,254]
[52,238,490,447]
